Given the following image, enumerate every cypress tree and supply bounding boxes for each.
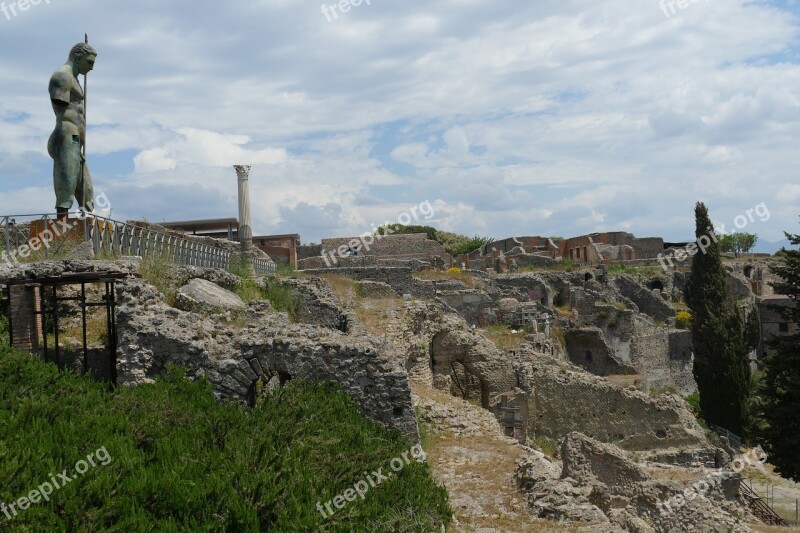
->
[684,202,751,435]
[759,226,800,480]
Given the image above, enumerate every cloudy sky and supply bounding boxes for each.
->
[1,0,799,249]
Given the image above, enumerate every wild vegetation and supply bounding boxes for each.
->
[757,223,800,481]
[684,202,756,437]
[0,330,451,531]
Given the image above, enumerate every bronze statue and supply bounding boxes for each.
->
[48,41,96,216]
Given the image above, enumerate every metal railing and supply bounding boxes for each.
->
[709,424,743,450]
[741,480,788,526]
[1,212,277,275]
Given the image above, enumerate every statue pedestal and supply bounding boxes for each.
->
[26,216,112,256]
[28,217,87,245]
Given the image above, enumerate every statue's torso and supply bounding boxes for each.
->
[49,65,85,137]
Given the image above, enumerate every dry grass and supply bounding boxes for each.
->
[319,274,357,302]
[318,274,403,336]
[414,269,476,289]
[606,374,642,390]
[749,525,799,533]
[480,324,528,351]
[353,298,404,336]
[554,305,573,318]
[56,308,109,347]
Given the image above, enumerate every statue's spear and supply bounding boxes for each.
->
[82,33,88,170]
[80,33,88,215]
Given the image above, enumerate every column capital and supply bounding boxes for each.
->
[234,165,252,180]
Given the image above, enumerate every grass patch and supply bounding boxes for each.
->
[0,345,451,531]
[137,253,178,305]
[685,391,701,418]
[554,305,572,318]
[532,437,559,458]
[414,269,475,288]
[262,277,301,320]
[649,383,680,397]
[606,263,662,277]
[276,263,298,278]
[0,313,7,346]
[480,324,528,351]
[320,274,357,303]
[353,299,402,336]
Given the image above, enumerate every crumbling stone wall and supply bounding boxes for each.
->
[519,355,707,451]
[268,277,350,331]
[564,328,637,376]
[493,273,554,305]
[296,243,323,260]
[613,274,674,322]
[301,267,435,298]
[114,279,419,439]
[321,234,451,263]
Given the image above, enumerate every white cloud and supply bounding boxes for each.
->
[0,0,797,245]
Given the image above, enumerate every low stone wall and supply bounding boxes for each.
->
[297,244,323,260]
[297,255,378,270]
[300,267,435,299]
[321,233,451,264]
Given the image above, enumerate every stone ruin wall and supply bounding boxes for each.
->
[321,233,451,263]
[114,279,419,439]
[520,358,707,452]
[300,266,436,299]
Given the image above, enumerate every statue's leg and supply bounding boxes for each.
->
[76,160,94,212]
[52,134,80,210]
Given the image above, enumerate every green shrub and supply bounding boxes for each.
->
[0,348,451,531]
[262,277,300,319]
[532,437,559,458]
[685,391,701,418]
[137,253,177,305]
[0,314,7,346]
[276,264,298,279]
[649,383,680,397]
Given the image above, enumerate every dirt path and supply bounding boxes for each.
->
[413,385,611,532]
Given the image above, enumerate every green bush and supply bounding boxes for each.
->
[262,277,301,320]
[0,314,7,346]
[685,391,701,417]
[649,383,680,397]
[0,348,451,531]
[137,253,178,305]
[276,264,298,279]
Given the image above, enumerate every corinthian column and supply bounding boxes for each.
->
[234,165,256,277]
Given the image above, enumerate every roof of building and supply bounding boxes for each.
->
[159,218,239,232]
[253,234,301,240]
